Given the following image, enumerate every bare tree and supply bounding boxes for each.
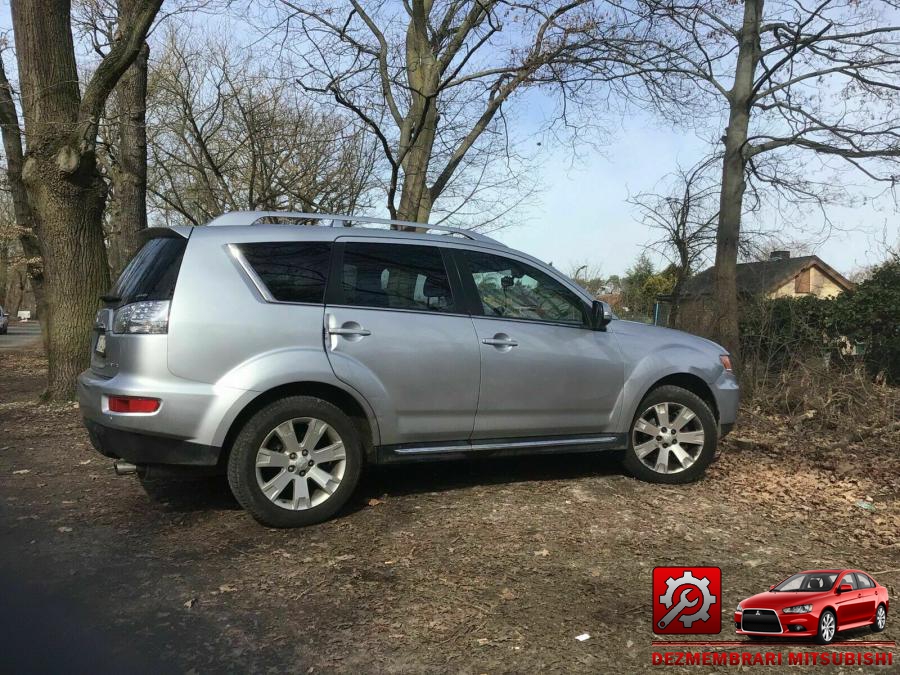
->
[7,0,162,399]
[145,29,378,226]
[606,0,900,361]
[629,157,720,322]
[0,50,45,338]
[269,0,620,224]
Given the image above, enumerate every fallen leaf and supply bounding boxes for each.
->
[184,598,197,609]
[57,526,72,533]
[367,498,383,507]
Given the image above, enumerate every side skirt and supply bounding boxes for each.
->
[376,433,628,464]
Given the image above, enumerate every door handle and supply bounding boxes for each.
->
[329,327,372,337]
[482,334,518,347]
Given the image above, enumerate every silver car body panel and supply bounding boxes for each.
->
[77,214,739,465]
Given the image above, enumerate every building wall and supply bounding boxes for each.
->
[768,265,846,299]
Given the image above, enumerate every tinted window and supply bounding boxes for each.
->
[855,574,874,589]
[460,250,585,325]
[239,242,331,303]
[341,243,454,312]
[112,236,187,304]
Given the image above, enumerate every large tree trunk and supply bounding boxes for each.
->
[107,0,149,277]
[395,3,438,224]
[22,150,110,398]
[713,0,764,365]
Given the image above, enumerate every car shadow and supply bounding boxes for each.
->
[356,450,627,500]
[134,451,627,514]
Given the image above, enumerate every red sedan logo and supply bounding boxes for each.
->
[735,569,889,645]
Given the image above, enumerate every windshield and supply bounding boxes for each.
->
[774,573,838,592]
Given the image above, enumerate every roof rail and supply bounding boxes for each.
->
[205,211,501,244]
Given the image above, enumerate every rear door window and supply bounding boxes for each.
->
[237,242,332,303]
[112,236,187,304]
[339,242,455,313]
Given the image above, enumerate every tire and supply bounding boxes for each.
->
[872,604,887,633]
[815,609,837,645]
[227,396,363,527]
[622,385,717,484]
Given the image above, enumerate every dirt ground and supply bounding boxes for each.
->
[1,343,898,674]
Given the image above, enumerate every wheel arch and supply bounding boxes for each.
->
[638,373,719,423]
[220,382,378,465]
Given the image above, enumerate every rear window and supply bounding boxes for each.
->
[237,242,332,303]
[112,236,187,305]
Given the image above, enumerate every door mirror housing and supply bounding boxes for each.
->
[838,583,853,594]
[590,300,612,330]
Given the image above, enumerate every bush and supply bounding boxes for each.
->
[739,259,900,384]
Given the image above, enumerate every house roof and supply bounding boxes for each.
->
[679,255,854,297]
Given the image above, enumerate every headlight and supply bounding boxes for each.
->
[736,604,743,613]
[113,300,170,334]
[783,604,813,614]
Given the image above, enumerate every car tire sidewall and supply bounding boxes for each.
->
[227,396,363,528]
[816,610,837,645]
[872,604,887,633]
[622,384,717,485]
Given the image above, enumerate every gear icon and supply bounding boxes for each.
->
[659,570,717,628]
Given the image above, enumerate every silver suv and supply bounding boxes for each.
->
[78,212,739,527]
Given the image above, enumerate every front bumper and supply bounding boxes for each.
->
[734,612,817,637]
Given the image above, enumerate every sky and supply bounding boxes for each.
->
[1,2,897,279]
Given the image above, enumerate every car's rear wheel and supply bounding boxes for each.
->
[816,609,837,645]
[622,385,717,484]
[227,396,363,527]
[872,604,887,633]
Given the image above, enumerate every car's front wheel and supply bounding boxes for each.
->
[227,396,363,527]
[622,385,717,484]
[872,604,887,633]
[816,609,837,645]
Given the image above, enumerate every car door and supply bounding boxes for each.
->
[853,573,878,623]
[324,239,480,445]
[835,572,862,626]
[454,248,623,439]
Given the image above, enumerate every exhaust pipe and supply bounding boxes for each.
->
[114,460,138,476]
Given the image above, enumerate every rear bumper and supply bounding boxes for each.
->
[84,419,220,466]
[77,367,253,464]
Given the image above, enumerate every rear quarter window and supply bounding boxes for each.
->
[113,236,187,304]
[237,242,332,303]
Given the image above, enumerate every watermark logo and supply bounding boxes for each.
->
[653,567,721,635]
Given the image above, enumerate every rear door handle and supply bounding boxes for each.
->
[329,327,372,337]
[482,333,518,348]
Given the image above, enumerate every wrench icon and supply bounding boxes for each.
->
[657,588,698,629]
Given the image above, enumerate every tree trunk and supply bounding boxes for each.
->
[713,0,764,365]
[107,0,149,277]
[22,150,109,398]
[395,3,438,224]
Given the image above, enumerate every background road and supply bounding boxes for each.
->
[0,322,41,351]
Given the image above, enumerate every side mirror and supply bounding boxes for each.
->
[838,583,852,594]
[591,300,612,330]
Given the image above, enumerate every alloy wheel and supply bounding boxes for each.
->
[255,417,346,511]
[632,401,705,475]
[821,612,836,642]
[876,605,886,630]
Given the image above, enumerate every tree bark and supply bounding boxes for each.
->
[395,3,439,224]
[713,0,764,365]
[11,0,161,399]
[107,0,149,277]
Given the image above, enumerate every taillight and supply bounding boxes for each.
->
[108,396,160,413]
[113,300,170,334]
